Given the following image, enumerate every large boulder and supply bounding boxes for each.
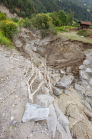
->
[22,103,49,122]
[55,75,74,89]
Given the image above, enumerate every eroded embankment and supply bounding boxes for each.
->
[14,29,92,77]
[12,28,92,139]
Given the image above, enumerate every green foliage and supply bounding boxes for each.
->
[0,12,6,21]
[58,10,67,25]
[50,12,62,27]
[0,30,11,47]
[77,29,88,37]
[56,26,69,32]
[67,12,74,26]
[18,18,35,31]
[72,21,78,27]
[1,0,92,22]
[12,16,19,23]
[0,20,18,39]
[32,13,50,29]
[89,25,92,29]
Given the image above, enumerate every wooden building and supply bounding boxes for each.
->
[78,21,92,29]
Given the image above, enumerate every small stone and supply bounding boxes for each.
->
[82,80,88,85]
[89,78,92,86]
[55,75,74,89]
[12,120,17,126]
[79,65,85,70]
[80,70,89,80]
[85,92,92,97]
[75,83,82,91]
[11,116,14,121]
[83,59,91,65]
[66,67,72,73]
[86,68,92,74]
[86,86,91,91]
[53,87,63,96]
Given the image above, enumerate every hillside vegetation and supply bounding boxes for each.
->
[0,0,92,22]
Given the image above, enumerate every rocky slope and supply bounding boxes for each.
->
[0,29,92,139]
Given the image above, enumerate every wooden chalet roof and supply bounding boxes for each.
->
[78,21,92,25]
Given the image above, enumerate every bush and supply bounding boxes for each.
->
[0,12,6,21]
[41,23,57,39]
[0,20,18,39]
[0,30,11,47]
[77,29,88,37]
[89,25,92,29]
[32,13,50,29]
[12,16,19,23]
[18,18,35,31]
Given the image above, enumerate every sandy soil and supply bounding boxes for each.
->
[0,46,51,139]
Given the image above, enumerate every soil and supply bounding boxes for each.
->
[0,46,51,139]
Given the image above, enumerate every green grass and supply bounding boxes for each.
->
[60,31,92,44]
[0,31,13,48]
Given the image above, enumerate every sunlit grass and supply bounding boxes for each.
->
[0,31,14,48]
[60,31,92,44]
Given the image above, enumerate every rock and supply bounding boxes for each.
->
[83,59,91,65]
[84,109,92,119]
[86,68,92,74]
[85,86,92,97]
[22,103,49,122]
[32,46,37,52]
[82,80,88,85]
[89,78,92,86]
[55,75,74,89]
[36,95,54,107]
[79,65,85,70]
[54,105,69,126]
[75,83,82,91]
[12,120,17,126]
[53,87,63,96]
[85,91,92,97]
[80,70,89,80]
[64,90,71,95]
[15,40,22,47]
[54,105,72,139]
[60,70,66,74]
[37,47,46,57]
[47,104,57,138]
[66,67,72,73]
[57,122,72,139]
[86,86,92,91]
[11,116,14,121]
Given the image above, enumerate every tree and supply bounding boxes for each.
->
[67,11,74,26]
[50,12,61,26]
[58,10,67,25]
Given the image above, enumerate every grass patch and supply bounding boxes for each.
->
[60,31,92,44]
[56,26,77,33]
[77,29,88,37]
[0,31,13,48]
[56,26,69,32]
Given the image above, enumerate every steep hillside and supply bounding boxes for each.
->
[0,0,92,21]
